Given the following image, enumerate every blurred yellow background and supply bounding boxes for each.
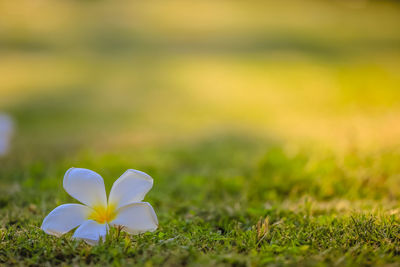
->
[1,0,399,153]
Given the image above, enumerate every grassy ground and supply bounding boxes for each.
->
[1,0,400,266]
[2,135,400,266]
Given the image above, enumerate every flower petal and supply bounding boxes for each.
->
[0,114,13,156]
[110,202,158,234]
[108,169,153,209]
[72,220,108,245]
[41,204,91,237]
[63,168,107,208]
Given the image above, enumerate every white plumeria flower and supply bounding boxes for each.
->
[41,168,158,245]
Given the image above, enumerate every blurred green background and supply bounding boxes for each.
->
[1,0,400,155]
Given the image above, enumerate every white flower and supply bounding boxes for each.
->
[41,168,158,245]
[0,114,14,156]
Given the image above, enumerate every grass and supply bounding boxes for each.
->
[1,0,400,266]
[2,135,400,266]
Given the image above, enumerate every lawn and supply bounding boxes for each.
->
[1,0,400,266]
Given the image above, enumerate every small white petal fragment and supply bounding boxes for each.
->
[72,220,108,245]
[108,169,153,209]
[0,114,14,156]
[41,204,91,237]
[63,168,107,208]
[110,202,158,234]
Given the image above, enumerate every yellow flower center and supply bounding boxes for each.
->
[88,203,117,224]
